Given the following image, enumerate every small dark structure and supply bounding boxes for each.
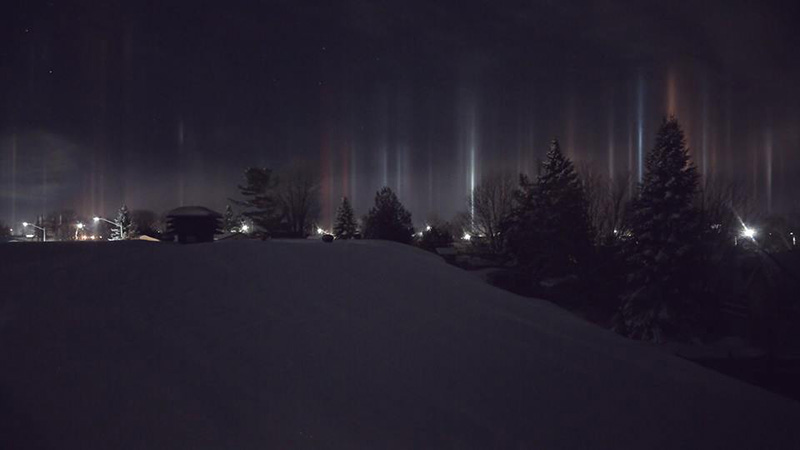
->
[322,234,334,243]
[165,206,222,244]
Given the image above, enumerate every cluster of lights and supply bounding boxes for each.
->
[415,224,434,238]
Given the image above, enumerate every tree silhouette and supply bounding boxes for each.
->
[333,197,358,239]
[617,117,701,341]
[362,187,414,244]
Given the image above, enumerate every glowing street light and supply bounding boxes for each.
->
[425,225,432,232]
[94,216,123,240]
[75,222,85,239]
[462,232,472,241]
[240,224,250,233]
[741,226,756,240]
[22,221,46,242]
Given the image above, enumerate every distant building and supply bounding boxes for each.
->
[165,206,222,244]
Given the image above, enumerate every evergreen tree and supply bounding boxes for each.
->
[506,139,593,275]
[333,197,358,239]
[0,221,11,240]
[617,117,701,341]
[362,187,414,244]
[111,204,133,240]
[223,204,237,233]
[234,167,280,233]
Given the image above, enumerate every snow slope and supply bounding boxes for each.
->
[1,240,799,449]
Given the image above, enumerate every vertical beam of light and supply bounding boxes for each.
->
[41,157,47,218]
[608,98,615,179]
[11,133,17,226]
[725,85,733,177]
[427,147,433,214]
[376,88,389,189]
[403,147,412,205]
[177,118,185,206]
[637,71,645,183]
[468,105,477,226]
[751,134,759,203]
[765,125,773,213]
[396,147,403,195]
[341,142,349,201]
[666,68,677,117]
[628,82,634,187]
[350,143,357,209]
[320,117,332,228]
[565,92,577,160]
[516,120,523,176]
[382,147,388,187]
[701,77,709,175]
[517,118,534,176]
[90,156,97,217]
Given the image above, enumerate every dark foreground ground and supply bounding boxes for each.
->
[2,240,800,449]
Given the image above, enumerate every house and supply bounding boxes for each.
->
[165,206,222,244]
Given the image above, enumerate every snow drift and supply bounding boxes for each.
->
[1,240,799,449]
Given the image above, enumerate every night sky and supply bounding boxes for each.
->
[2,0,799,227]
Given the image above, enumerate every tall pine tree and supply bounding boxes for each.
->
[111,204,133,240]
[362,187,414,244]
[333,197,358,239]
[223,205,237,233]
[617,117,700,341]
[234,167,280,233]
[506,139,593,275]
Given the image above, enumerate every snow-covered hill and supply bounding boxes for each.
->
[1,240,799,449]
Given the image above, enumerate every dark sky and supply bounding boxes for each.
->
[2,0,799,227]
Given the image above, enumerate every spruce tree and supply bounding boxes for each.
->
[362,187,414,244]
[234,167,280,232]
[111,204,133,240]
[223,205,237,233]
[333,197,358,239]
[506,139,593,275]
[617,117,701,341]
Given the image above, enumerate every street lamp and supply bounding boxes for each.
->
[93,216,123,240]
[75,222,85,239]
[22,221,46,242]
[741,226,757,239]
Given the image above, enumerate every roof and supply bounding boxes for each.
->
[165,206,222,218]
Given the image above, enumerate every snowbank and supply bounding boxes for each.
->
[1,240,799,449]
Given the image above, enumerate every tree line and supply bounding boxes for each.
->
[230,116,796,344]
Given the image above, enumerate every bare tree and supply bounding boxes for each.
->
[469,172,516,252]
[606,171,632,236]
[577,163,632,241]
[577,163,607,240]
[697,176,761,238]
[277,160,321,237]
